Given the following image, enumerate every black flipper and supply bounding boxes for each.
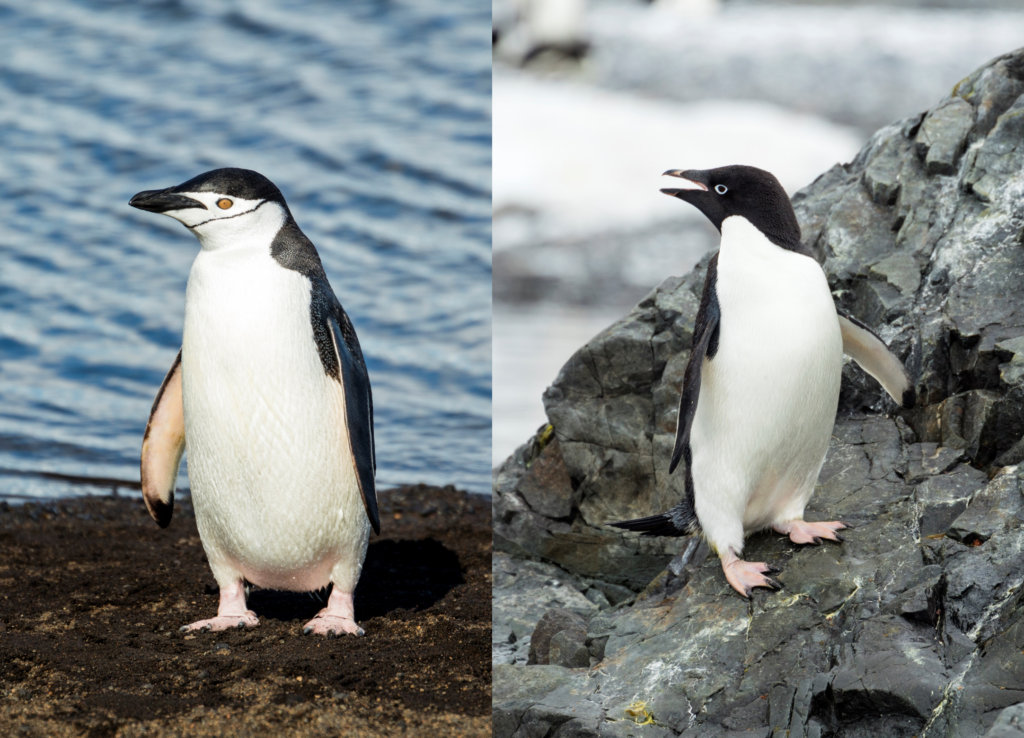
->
[609,255,721,538]
[669,253,721,474]
[327,307,379,535]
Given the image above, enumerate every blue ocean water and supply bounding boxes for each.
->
[0,0,491,500]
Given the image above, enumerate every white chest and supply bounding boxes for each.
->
[179,247,362,584]
[689,217,843,531]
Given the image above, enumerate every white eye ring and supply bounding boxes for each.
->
[714,184,728,195]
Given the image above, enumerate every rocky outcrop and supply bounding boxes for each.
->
[494,49,1024,736]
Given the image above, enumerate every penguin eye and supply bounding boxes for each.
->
[217,198,233,210]
[714,185,728,195]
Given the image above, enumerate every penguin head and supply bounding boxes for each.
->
[129,168,290,251]
[661,165,802,248]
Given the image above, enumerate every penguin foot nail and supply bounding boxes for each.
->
[236,621,246,630]
[834,533,845,543]
[766,578,783,591]
[303,627,313,636]
[179,625,190,633]
[766,565,782,574]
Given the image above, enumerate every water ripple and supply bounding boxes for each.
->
[0,0,491,499]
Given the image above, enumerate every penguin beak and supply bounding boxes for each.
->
[129,188,208,213]
[660,169,709,198]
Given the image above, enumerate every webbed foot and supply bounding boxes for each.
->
[180,611,258,633]
[774,520,846,545]
[301,587,363,637]
[721,552,782,598]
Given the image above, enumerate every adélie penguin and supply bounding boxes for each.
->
[610,165,915,598]
[131,168,378,635]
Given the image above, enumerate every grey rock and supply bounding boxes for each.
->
[495,49,1024,737]
[528,608,588,666]
[987,703,1024,737]
[916,96,974,175]
[549,630,590,669]
[905,442,966,481]
[493,552,597,665]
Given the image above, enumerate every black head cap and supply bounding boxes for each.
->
[661,165,804,251]
[172,168,287,204]
[129,168,287,214]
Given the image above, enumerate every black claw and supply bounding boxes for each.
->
[327,629,337,639]
[834,533,846,543]
[813,537,822,545]
[765,577,782,591]
[200,625,212,633]
[303,626,313,636]
[179,625,190,633]
[236,621,246,630]
[766,565,782,574]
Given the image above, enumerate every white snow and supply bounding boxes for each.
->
[494,72,864,250]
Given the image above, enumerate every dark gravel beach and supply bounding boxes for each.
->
[0,485,490,737]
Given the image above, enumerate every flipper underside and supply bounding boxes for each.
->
[837,312,916,408]
[141,350,185,528]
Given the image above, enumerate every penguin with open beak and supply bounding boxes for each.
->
[611,165,915,597]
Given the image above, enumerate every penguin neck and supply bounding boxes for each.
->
[192,201,289,255]
[719,216,811,262]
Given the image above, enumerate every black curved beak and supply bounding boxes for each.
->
[129,188,207,213]
[660,169,709,198]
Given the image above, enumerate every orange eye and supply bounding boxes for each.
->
[217,199,233,209]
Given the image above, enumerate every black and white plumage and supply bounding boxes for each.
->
[133,168,377,635]
[611,165,915,597]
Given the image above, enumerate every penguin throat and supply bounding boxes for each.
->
[192,201,289,254]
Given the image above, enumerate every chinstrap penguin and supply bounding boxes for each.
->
[610,165,915,598]
[132,168,378,635]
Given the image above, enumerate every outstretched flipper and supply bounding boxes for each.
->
[837,311,916,408]
[325,303,379,535]
[141,350,185,528]
[609,254,722,537]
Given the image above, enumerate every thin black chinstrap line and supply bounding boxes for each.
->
[187,198,270,229]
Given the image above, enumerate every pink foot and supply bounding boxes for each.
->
[180,581,259,633]
[774,520,846,545]
[721,549,782,598]
[303,588,363,637]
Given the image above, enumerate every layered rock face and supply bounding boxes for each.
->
[494,50,1024,736]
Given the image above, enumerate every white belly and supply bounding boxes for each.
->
[690,217,842,545]
[181,248,365,591]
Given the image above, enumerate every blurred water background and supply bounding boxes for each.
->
[0,0,491,502]
[492,0,1024,467]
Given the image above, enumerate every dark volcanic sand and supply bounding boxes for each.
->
[0,485,491,737]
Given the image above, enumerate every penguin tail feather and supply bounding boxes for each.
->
[609,513,688,537]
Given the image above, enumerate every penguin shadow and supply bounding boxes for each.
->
[237,538,465,624]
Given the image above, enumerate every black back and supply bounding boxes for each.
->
[662,165,808,255]
[271,216,380,535]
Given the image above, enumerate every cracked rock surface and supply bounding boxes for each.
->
[494,48,1024,737]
